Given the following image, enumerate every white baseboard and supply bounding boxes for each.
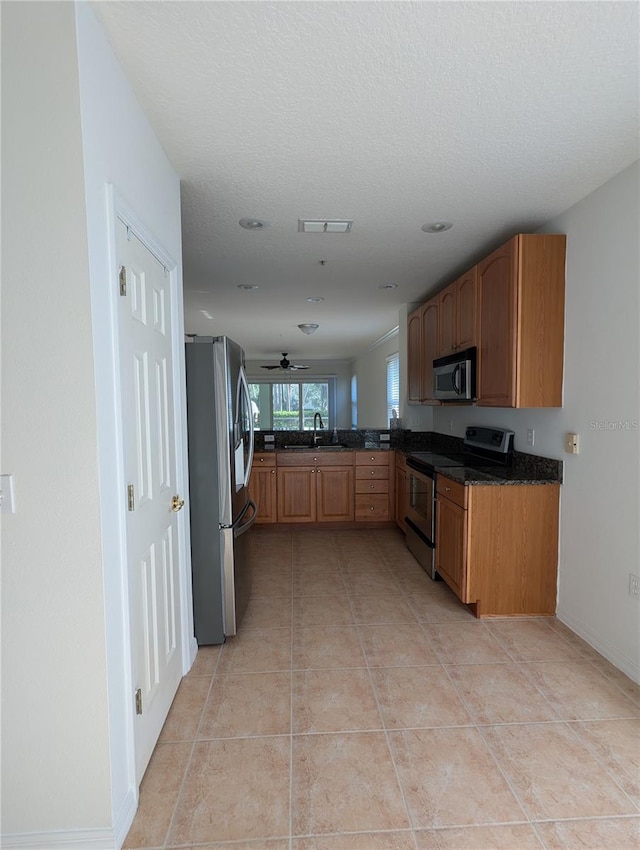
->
[556,605,640,684]
[112,786,138,848]
[0,828,116,849]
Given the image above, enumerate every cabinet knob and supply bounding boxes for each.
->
[370,484,374,489]
[445,486,451,491]
[271,469,275,474]
[259,457,265,462]
[370,506,375,511]
[311,469,316,473]
[313,456,318,462]
[370,456,375,461]
[370,470,375,475]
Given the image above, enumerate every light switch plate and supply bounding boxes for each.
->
[0,474,16,513]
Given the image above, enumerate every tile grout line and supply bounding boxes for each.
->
[161,644,224,849]
[352,533,422,850]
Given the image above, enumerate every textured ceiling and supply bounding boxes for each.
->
[94,1,639,361]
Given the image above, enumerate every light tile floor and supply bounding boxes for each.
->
[124,528,640,850]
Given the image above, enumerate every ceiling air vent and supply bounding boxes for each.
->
[298,219,353,233]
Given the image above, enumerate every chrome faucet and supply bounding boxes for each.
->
[313,412,325,445]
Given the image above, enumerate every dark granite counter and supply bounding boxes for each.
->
[256,429,562,484]
[437,465,561,486]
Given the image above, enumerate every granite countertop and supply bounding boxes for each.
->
[437,465,561,486]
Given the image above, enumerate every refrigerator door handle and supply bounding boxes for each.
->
[237,365,255,488]
[222,498,257,536]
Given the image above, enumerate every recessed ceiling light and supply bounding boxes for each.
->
[306,297,325,303]
[237,284,259,291]
[298,323,319,335]
[379,283,398,290]
[422,221,453,233]
[239,218,267,230]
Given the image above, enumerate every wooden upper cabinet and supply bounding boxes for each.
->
[438,285,457,356]
[407,306,423,404]
[477,234,566,408]
[477,241,517,405]
[438,269,478,357]
[421,298,439,402]
[456,268,478,351]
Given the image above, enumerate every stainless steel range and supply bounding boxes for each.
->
[404,426,514,579]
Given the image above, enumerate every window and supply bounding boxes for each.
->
[386,352,399,426]
[351,374,358,429]
[248,379,333,430]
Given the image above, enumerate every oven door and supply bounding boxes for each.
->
[405,465,435,544]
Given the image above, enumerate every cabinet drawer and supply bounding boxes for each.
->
[355,494,390,520]
[278,451,353,467]
[253,452,276,467]
[436,476,467,508]
[355,479,389,494]
[355,451,389,467]
[355,466,389,480]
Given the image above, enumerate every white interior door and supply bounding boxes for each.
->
[117,218,183,783]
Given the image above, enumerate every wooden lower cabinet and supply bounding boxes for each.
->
[355,451,392,521]
[276,452,355,523]
[277,467,316,522]
[249,465,277,524]
[435,493,467,599]
[317,466,355,522]
[435,478,560,617]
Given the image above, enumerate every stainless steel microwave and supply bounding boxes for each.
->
[433,347,477,402]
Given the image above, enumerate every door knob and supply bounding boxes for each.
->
[171,495,185,512]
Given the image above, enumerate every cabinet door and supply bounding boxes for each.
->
[249,467,277,524]
[316,466,354,522]
[395,467,407,532]
[438,285,457,356]
[277,467,316,522]
[435,494,467,600]
[421,298,439,402]
[477,239,517,406]
[456,268,478,350]
[407,307,423,403]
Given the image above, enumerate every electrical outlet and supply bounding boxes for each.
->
[629,574,640,598]
[565,432,579,454]
[526,428,535,447]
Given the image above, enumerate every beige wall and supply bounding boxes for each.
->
[353,332,398,429]
[1,0,111,834]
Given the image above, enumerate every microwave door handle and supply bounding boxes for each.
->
[452,363,461,395]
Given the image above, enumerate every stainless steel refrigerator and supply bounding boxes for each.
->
[185,336,256,644]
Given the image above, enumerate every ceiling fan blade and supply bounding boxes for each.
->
[260,364,281,370]
[289,365,309,370]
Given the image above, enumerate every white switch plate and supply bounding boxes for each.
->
[526,428,535,447]
[565,432,579,454]
[0,474,16,513]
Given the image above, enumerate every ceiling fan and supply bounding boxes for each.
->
[261,353,309,371]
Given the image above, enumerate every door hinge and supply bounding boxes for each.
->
[119,265,127,296]
[127,484,135,511]
[135,688,142,715]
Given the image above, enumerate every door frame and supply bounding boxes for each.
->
[98,185,196,831]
